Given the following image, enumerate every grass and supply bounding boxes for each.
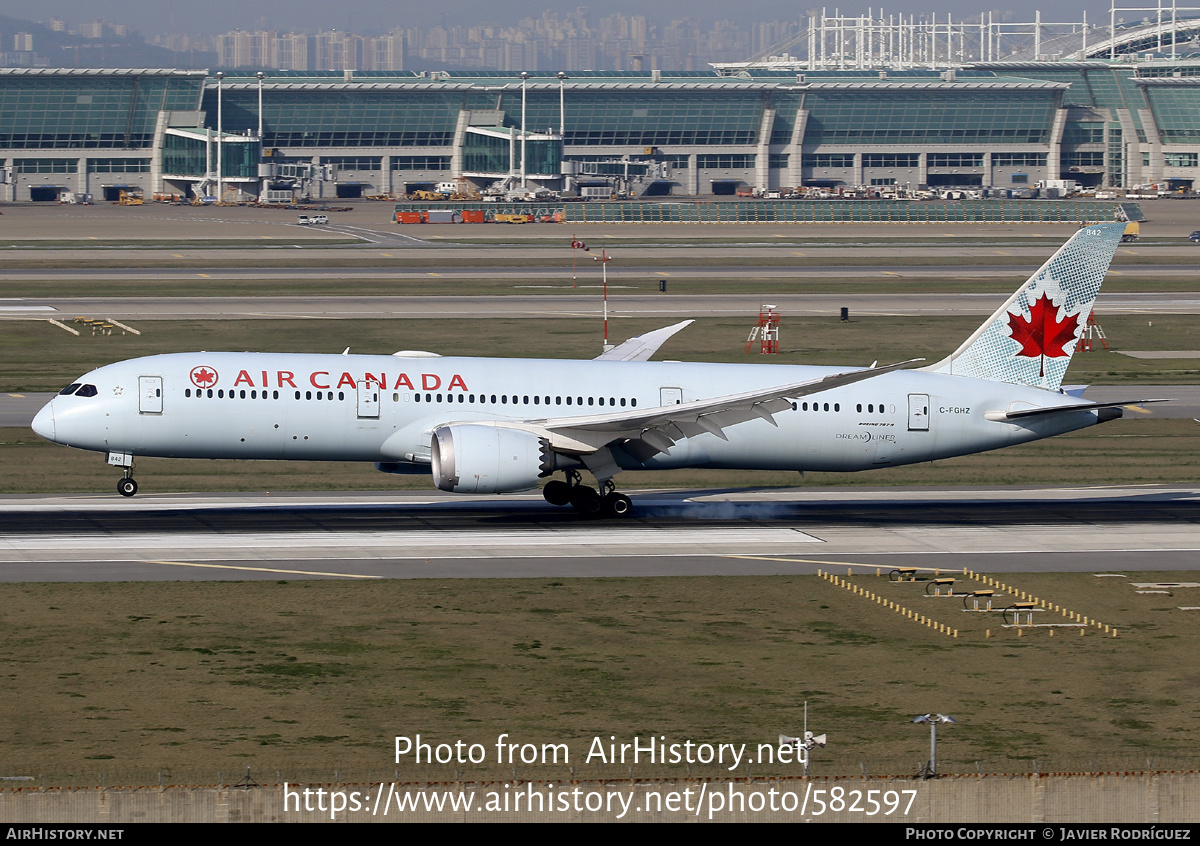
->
[1,572,1198,785]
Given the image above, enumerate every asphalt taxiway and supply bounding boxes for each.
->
[2,485,1198,582]
[6,290,1200,321]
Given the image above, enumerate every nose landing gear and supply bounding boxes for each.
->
[109,455,138,497]
[542,471,633,518]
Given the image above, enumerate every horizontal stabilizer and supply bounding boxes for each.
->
[985,398,1169,422]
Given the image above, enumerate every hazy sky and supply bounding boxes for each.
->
[6,1,1118,36]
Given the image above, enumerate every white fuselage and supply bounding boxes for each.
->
[34,351,1103,477]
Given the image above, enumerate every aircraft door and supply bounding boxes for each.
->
[357,381,380,419]
[908,393,930,431]
[660,387,683,406]
[139,376,163,414]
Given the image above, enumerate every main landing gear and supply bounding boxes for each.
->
[542,471,632,518]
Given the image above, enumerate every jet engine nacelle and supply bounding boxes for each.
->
[431,424,551,493]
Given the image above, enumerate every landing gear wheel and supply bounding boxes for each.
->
[569,485,603,517]
[603,492,633,518]
[543,480,571,506]
[117,477,138,498]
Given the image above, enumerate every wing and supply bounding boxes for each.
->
[535,358,923,455]
[594,320,694,362]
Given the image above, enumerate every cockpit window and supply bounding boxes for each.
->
[75,384,99,398]
[58,383,81,396]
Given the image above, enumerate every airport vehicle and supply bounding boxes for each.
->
[1189,230,1200,243]
[296,214,329,226]
[1121,222,1139,242]
[32,223,1157,516]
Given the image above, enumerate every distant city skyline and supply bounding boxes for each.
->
[0,1,1126,38]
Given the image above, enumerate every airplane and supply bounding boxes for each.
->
[31,221,1162,517]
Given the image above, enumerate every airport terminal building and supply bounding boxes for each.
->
[1,57,1199,202]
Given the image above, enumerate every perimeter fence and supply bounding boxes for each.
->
[17,752,1200,790]
[4,771,1200,822]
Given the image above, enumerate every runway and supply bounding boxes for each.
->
[2,485,1198,582]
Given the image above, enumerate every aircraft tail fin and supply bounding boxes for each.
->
[923,222,1125,390]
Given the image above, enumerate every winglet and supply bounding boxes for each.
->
[594,320,694,362]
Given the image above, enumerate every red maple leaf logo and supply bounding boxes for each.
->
[1007,293,1082,376]
[190,366,218,388]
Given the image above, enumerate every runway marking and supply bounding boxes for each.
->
[148,560,381,579]
[727,554,906,569]
[0,528,818,551]
[197,273,210,278]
